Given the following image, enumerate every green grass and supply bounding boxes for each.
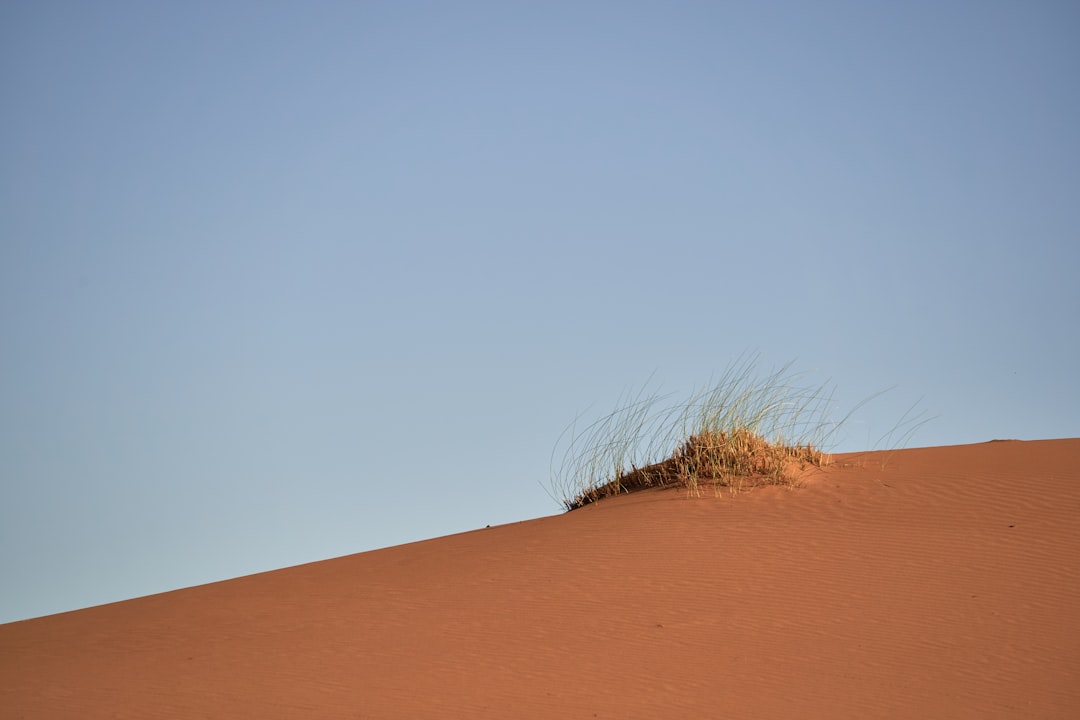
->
[549,355,872,511]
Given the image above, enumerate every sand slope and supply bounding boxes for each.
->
[3,439,1079,719]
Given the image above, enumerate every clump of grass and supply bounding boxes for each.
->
[550,355,854,511]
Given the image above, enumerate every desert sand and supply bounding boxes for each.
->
[3,439,1078,718]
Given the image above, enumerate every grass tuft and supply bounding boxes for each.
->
[550,355,855,511]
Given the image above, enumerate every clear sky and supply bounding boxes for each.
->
[2,1,1078,624]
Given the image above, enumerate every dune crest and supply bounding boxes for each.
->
[3,439,1079,719]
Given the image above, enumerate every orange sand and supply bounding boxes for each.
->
[3,439,1078,718]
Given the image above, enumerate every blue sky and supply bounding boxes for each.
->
[2,1,1077,623]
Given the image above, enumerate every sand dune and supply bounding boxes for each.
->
[3,439,1078,719]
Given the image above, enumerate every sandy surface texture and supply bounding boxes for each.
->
[3,439,1079,719]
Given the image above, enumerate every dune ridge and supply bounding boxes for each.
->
[3,439,1078,719]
